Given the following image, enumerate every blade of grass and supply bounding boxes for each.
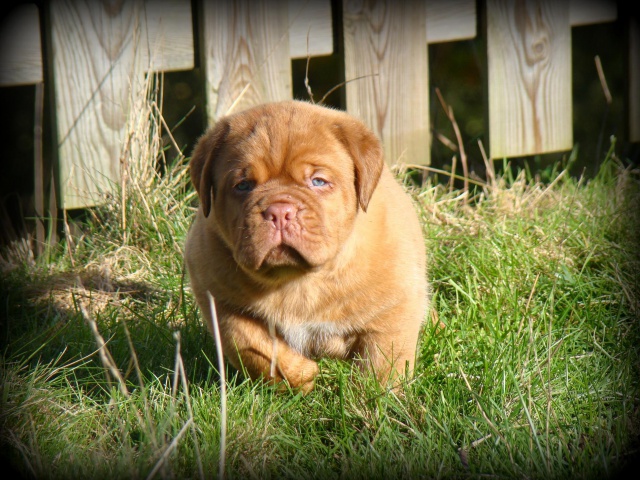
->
[206,291,227,480]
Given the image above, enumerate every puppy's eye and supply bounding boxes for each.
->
[311,177,328,187]
[234,180,255,192]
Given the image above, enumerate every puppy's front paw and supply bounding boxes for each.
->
[276,355,319,394]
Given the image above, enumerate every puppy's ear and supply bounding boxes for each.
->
[334,119,384,212]
[190,119,230,217]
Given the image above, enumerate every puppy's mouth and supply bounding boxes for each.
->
[259,244,311,272]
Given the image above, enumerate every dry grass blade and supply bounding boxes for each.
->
[319,74,379,106]
[458,434,492,470]
[77,282,129,398]
[404,164,486,188]
[206,291,227,480]
[528,169,568,208]
[595,55,612,105]
[145,418,193,480]
[172,331,204,480]
[268,322,279,378]
[516,273,541,340]
[435,88,469,201]
[458,365,516,466]
[224,83,252,116]
[449,155,458,192]
[122,320,158,448]
[304,27,315,104]
[152,101,186,163]
[435,131,458,152]
[477,139,495,188]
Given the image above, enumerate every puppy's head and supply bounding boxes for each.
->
[190,101,384,280]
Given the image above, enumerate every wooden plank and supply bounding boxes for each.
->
[202,0,292,122]
[144,0,194,71]
[0,4,43,86]
[486,0,572,159]
[289,0,333,59]
[630,17,640,143]
[426,0,476,44]
[51,0,150,209]
[343,0,430,165]
[569,0,617,26]
[50,0,193,209]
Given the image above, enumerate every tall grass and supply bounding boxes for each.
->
[1,75,639,479]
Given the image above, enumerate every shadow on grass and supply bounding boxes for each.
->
[0,262,227,391]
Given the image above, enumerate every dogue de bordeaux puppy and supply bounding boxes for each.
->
[185,101,429,393]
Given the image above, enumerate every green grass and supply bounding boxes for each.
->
[1,85,639,479]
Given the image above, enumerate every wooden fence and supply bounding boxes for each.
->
[0,1,637,223]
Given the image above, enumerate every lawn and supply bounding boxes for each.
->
[1,86,639,479]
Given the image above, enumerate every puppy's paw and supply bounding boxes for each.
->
[278,356,320,394]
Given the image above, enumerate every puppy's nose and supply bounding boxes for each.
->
[262,203,297,230]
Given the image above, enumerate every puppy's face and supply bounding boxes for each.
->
[190,102,383,281]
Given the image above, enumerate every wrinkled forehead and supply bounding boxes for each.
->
[220,108,352,175]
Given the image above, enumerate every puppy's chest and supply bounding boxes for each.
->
[250,281,365,358]
[279,321,357,359]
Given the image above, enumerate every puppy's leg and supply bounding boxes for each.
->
[199,300,319,393]
[353,322,422,387]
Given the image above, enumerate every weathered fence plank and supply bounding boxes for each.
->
[51,0,148,209]
[202,0,292,122]
[289,0,333,59]
[50,0,193,209]
[426,0,476,44]
[144,0,195,71]
[486,0,572,159]
[343,0,430,165]
[0,4,43,86]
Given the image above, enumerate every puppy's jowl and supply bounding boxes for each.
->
[185,101,429,393]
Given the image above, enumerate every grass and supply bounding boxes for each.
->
[1,79,639,479]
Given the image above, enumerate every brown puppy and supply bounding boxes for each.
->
[185,101,428,393]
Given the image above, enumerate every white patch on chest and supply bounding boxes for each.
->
[279,321,354,358]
